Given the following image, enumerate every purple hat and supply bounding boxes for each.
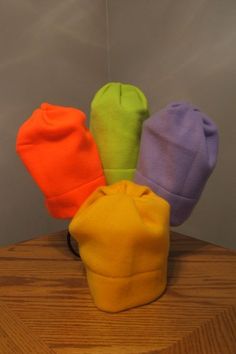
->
[134,102,219,226]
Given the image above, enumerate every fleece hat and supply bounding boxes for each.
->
[90,82,149,184]
[69,180,170,312]
[16,103,106,218]
[135,102,219,226]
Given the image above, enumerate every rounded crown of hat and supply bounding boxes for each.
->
[90,82,149,184]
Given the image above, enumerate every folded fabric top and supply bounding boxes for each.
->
[16,103,106,218]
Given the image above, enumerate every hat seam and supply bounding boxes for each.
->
[46,174,104,200]
[136,170,197,202]
[178,141,202,199]
[85,264,164,280]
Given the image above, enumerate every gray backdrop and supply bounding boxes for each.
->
[0,0,235,248]
[0,0,108,245]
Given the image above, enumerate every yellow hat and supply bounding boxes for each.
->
[69,180,170,312]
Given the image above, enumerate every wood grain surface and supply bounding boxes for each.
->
[0,230,235,353]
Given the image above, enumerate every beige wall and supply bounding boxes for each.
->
[0,0,108,246]
[1,0,235,248]
[108,0,236,248]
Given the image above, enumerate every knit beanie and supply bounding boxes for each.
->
[69,180,170,312]
[135,102,219,226]
[16,103,106,218]
[90,82,149,184]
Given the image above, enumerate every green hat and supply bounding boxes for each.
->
[90,82,149,184]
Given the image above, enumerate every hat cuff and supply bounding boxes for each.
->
[104,168,135,184]
[135,170,197,226]
[45,175,106,219]
[86,266,167,313]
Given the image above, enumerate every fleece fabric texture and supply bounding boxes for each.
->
[69,180,170,313]
[90,82,149,184]
[135,102,219,226]
[16,103,106,218]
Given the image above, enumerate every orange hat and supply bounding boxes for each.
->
[16,103,106,218]
[69,180,170,312]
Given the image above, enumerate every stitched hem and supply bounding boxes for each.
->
[86,266,167,312]
[136,171,196,201]
[135,170,197,226]
[45,175,106,219]
[104,168,135,184]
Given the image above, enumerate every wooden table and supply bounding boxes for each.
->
[0,231,235,354]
